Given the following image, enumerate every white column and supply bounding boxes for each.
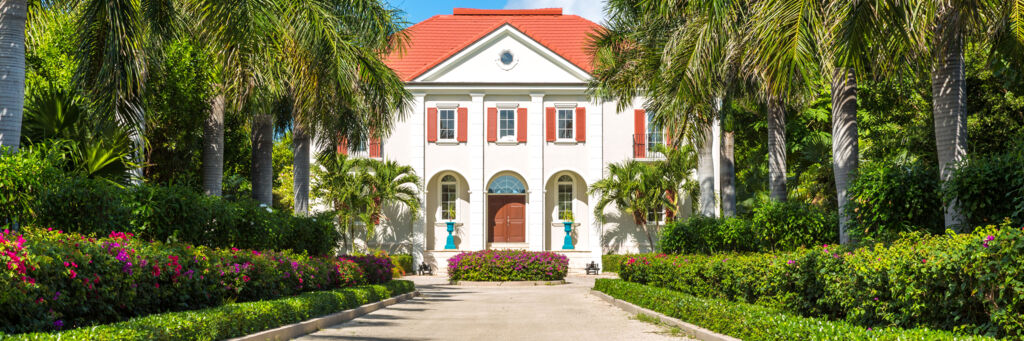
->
[528,93,545,251]
[469,93,486,250]
[410,93,427,266]
[587,99,605,265]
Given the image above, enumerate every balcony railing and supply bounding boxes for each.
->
[633,132,664,159]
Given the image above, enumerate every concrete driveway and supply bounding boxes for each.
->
[292,275,692,341]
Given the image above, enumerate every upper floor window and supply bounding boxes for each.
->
[499,109,516,141]
[557,108,574,140]
[647,111,663,153]
[440,175,457,220]
[439,109,456,141]
[351,140,367,153]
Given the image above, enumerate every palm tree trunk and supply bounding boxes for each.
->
[721,130,736,216]
[201,92,226,196]
[0,0,26,153]
[931,6,967,231]
[293,124,310,215]
[697,127,716,217]
[767,97,787,201]
[831,67,859,244]
[251,113,274,205]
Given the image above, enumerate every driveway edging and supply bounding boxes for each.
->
[590,290,739,341]
[228,290,420,341]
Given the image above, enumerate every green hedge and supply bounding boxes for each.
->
[618,222,1024,337]
[390,254,413,274]
[29,176,338,255]
[594,279,992,341]
[659,201,836,255]
[601,254,637,273]
[2,281,415,340]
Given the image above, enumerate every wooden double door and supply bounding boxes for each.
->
[488,195,526,243]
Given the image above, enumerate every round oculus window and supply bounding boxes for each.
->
[500,51,514,65]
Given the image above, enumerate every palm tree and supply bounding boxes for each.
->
[591,160,672,251]
[591,0,726,217]
[0,0,27,152]
[190,0,283,197]
[359,158,421,238]
[654,144,699,221]
[277,0,410,215]
[311,151,371,249]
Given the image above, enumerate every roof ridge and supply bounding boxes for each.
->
[452,8,562,16]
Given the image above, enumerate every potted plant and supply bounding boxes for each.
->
[444,206,457,250]
[560,210,575,249]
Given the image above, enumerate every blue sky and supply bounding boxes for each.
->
[387,0,607,25]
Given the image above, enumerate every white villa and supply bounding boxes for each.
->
[330,8,721,273]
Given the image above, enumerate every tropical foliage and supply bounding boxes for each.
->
[311,152,421,247]
[0,227,366,334]
[591,145,698,248]
[617,222,1024,337]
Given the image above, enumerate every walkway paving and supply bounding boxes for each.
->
[293,275,693,341]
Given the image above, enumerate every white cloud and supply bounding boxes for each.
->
[503,0,607,24]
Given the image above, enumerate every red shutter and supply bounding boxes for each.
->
[457,107,468,142]
[634,109,646,158]
[369,134,381,158]
[664,127,672,148]
[516,108,527,142]
[546,107,556,141]
[337,137,348,155]
[575,107,586,142]
[487,107,497,142]
[427,108,438,142]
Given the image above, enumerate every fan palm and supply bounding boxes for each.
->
[312,151,369,248]
[359,158,421,238]
[591,160,673,250]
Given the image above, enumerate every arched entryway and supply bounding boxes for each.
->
[487,174,527,244]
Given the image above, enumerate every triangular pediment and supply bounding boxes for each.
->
[413,24,591,83]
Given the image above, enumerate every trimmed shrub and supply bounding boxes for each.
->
[0,227,365,334]
[33,176,133,234]
[447,250,568,281]
[659,216,756,254]
[601,254,637,273]
[595,279,993,341]
[846,160,945,241]
[944,145,1024,228]
[340,254,394,284]
[617,222,1024,337]
[660,202,834,255]
[0,150,61,225]
[26,177,339,255]
[2,280,415,340]
[390,254,413,276]
[752,200,838,251]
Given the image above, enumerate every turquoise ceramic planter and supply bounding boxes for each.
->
[562,221,574,249]
[445,221,457,250]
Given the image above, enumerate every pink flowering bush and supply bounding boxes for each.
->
[616,221,1024,338]
[339,252,395,284]
[447,250,568,281]
[0,227,364,334]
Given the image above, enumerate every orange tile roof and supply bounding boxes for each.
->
[384,8,604,82]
